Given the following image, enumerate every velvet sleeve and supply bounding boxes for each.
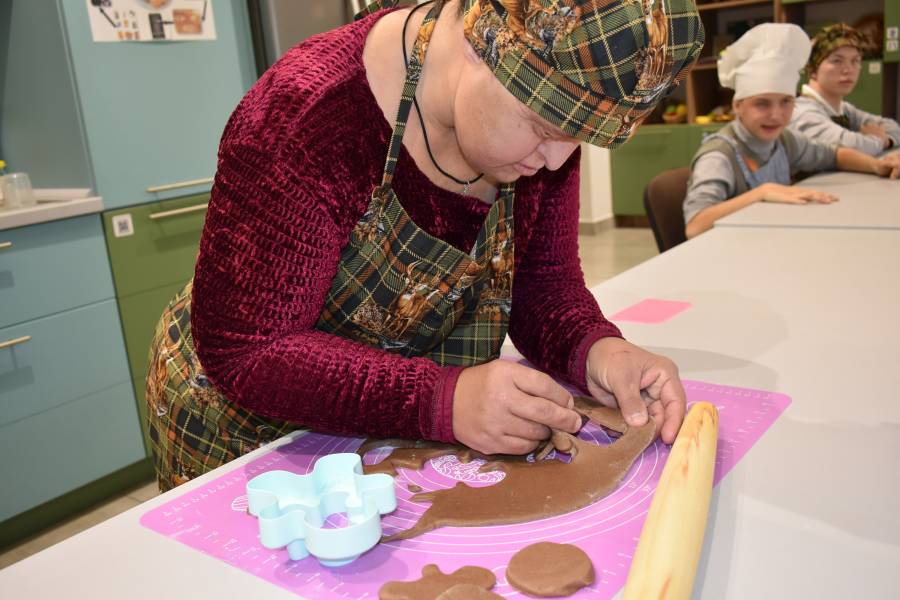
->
[507,148,623,393]
[190,142,462,443]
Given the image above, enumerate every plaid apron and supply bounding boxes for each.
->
[146,2,514,491]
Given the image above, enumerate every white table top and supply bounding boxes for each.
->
[587,227,900,599]
[715,170,900,230]
[2,230,898,598]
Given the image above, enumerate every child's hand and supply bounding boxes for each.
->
[759,183,839,204]
[873,154,900,179]
[453,360,582,455]
[860,122,890,148]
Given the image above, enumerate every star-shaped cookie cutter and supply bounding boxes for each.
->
[246,453,396,566]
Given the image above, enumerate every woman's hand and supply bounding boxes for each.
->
[759,183,839,204]
[453,360,582,455]
[585,337,686,444]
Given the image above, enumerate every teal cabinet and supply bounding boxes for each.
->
[57,0,256,209]
[0,217,145,530]
[0,300,133,427]
[0,215,114,330]
[1,0,256,209]
[0,380,143,521]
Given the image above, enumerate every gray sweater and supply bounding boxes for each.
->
[790,84,900,156]
[683,119,837,225]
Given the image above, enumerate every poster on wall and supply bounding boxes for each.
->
[86,0,217,43]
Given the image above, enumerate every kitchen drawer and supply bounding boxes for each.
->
[0,214,115,329]
[120,281,188,449]
[103,193,208,298]
[0,299,132,427]
[0,380,144,521]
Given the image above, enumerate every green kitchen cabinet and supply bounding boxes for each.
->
[120,281,189,448]
[103,194,208,451]
[845,60,884,115]
[610,125,692,217]
[103,194,208,298]
[886,0,899,64]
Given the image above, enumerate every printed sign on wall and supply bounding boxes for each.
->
[86,0,217,43]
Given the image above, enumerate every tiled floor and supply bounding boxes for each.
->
[0,225,659,571]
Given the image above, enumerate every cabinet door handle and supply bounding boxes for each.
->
[146,177,214,193]
[149,203,209,221]
[0,241,11,250]
[0,335,31,350]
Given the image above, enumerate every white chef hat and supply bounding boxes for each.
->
[718,23,811,101]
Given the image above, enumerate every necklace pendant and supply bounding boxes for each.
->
[462,181,470,196]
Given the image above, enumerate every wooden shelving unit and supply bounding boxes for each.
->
[683,0,897,123]
[697,0,772,12]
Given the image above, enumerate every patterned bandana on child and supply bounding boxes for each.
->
[807,23,875,76]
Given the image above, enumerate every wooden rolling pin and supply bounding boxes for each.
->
[622,402,718,600]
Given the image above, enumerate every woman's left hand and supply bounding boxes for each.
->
[585,337,686,444]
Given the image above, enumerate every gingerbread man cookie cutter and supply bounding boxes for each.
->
[246,453,396,566]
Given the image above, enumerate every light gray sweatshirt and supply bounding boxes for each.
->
[790,84,900,156]
[684,118,837,225]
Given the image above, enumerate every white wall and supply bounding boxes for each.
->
[579,144,613,224]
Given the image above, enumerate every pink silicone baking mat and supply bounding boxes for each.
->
[141,380,790,599]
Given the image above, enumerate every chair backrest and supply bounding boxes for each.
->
[643,167,691,253]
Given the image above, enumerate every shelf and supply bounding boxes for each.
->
[697,0,771,11]
[692,61,719,71]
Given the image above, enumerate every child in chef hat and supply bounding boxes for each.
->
[683,23,900,238]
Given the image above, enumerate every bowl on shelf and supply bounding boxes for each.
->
[662,112,687,124]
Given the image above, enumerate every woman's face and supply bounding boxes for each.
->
[452,56,580,183]
[733,93,795,142]
[813,45,862,99]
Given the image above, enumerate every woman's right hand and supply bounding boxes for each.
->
[452,360,583,455]
[759,183,839,205]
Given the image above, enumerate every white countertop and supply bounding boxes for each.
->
[0,196,104,231]
[588,227,900,599]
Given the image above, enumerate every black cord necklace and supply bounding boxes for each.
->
[402,2,484,195]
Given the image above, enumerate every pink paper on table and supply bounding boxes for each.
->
[610,298,692,324]
[141,380,789,599]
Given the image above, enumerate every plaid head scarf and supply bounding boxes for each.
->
[460,0,704,147]
[807,23,875,77]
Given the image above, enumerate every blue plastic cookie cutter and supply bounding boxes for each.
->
[246,452,396,567]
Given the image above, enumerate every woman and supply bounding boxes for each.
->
[791,23,900,155]
[147,0,704,491]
